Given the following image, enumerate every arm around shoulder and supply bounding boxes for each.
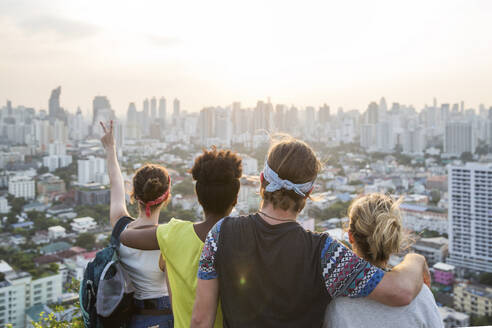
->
[368,253,426,306]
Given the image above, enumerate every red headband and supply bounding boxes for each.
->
[138,176,171,217]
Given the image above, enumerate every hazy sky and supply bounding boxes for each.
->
[1,0,492,116]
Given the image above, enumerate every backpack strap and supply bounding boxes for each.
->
[110,216,133,248]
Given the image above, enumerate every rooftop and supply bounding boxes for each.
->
[433,262,455,272]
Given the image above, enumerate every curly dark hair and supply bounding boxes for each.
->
[131,164,170,214]
[191,146,242,215]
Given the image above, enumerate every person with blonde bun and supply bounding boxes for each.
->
[324,193,443,328]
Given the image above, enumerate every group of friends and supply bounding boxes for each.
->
[99,121,443,328]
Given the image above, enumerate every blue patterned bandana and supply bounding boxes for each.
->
[262,161,315,197]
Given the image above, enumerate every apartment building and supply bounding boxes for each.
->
[447,163,492,273]
[8,176,35,200]
[454,283,492,317]
[0,260,62,328]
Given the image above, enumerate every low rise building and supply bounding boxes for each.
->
[37,174,66,201]
[433,262,454,286]
[48,226,66,240]
[0,196,10,214]
[75,184,110,206]
[411,237,448,266]
[401,204,448,234]
[454,283,492,318]
[71,217,97,233]
[438,306,470,328]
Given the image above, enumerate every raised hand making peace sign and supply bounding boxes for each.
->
[100,120,115,150]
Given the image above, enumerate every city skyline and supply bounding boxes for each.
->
[2,0,492,114]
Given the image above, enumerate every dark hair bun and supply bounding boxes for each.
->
[143,177,164,200]
[132,164,169,203]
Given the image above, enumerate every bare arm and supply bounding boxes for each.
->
[368,253,427,306]
[120,225,159,250]
[191,278,219,328]
[100,121,129,227]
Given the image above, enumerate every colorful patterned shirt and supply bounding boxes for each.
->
[198,217,384,298]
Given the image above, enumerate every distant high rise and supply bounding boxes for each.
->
[305,106,315,135]
[49,86,66,122]
[199,107,216,141]
[360,124,375,149]
[143,98,149,114]
[274,104,286,132]
[92,96,111,124]
[6,100,12,116]
[318,104,330,124]
[447,163,492,273]
[173,98,180,117]
[151,97,157,119]
[159,97,167,126]
[444,122,475,156]
[126,102,139,139]
[367,102,379,124]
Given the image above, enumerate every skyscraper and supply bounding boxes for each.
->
[444,122,475,156]
[173,98,180,117]
[49,86,66,122]
[447,163,492,273]
[159,97,166,127]
[151,97,157,119]
[92,96,111,124]
[318,104,330,124]
[366,102,379,124]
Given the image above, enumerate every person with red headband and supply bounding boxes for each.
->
[120,146,242,328]
[100,121,173,328]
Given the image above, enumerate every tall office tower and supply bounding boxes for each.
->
[150,97,157,119]
[274,104,286,132]
[215,108,232,146]
[447,163,492,273]
[92,96,111,124]
[199,107,216,142]
[114,120,125,157]
[378,97,388,121]
[143,98,149,114]
[34,119,51,152]
[286,106,299,133]
[375,121,395,152]
[159,97,167,126]
[444,122,475,156]
[253,100,273,132]
[360,124,375,149]
[173,98,180,117]
[366,102,379,124]
[126,102,139,139]
[49,86,66,122]
[53,119,68,144]
[231,102,243,134]
[441,104,450,124]
[305,106,315,135]
[72,107,89,141]
[460,101,465,113]
[6,100,12,116]
[402,127,425,154]
[318,104,330,124]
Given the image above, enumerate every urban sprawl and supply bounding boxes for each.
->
[0,87,491,327]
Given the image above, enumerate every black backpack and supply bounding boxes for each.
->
[79,216,134,328]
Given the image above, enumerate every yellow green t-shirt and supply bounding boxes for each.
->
[156,218,223,328]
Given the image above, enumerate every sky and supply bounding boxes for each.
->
[1,0,492,116]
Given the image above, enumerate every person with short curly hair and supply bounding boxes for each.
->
[121,146,242,328]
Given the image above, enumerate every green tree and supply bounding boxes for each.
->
[460,151,473,163]
[429,189,441,205]
[478,272,492,287]
[75,233,96,250]
[37,166,49,175]
[173,177,195,196]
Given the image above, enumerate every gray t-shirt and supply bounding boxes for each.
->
[324,285,443,328]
